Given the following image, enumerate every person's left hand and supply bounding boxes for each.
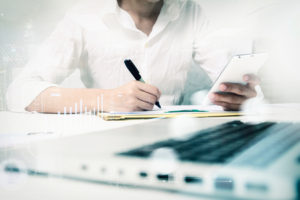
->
[209,74,260,111]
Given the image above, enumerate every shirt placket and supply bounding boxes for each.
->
[116,3,176,83]
[142,15,174,83]
[141,39,151,82]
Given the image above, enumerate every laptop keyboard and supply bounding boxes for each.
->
[118,121,278,164]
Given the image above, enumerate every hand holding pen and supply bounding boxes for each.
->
[106,80,161,112]
[102,59,161,112]
[124,59,161,109]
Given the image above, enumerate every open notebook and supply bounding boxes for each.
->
[99,105,241,120]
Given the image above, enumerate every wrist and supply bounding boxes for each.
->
[90,88,111,113]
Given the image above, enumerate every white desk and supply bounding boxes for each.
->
[0,104,300,200]
[0,174,211,200]
[0,111,156,148]
[0,111,221,200]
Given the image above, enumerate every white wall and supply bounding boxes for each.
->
[198,0,300,103]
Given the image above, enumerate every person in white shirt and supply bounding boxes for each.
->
[6,0,259,113]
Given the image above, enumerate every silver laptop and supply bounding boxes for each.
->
[3,117,300,200]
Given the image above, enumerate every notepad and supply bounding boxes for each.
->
[99,105,241,120]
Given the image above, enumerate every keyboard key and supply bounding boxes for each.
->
[118,121,281,164]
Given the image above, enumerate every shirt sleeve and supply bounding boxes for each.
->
[6,15,85,112]
[192,7,253,82]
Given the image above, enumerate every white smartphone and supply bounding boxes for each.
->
[202,53,268,105]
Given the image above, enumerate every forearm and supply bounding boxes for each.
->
[26,87,106,114]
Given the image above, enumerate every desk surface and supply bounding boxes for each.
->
[0,111,227,200]
[0,111,157,148]
[0,174,212,200]
[2,103,300,136]
[1,103,300,199]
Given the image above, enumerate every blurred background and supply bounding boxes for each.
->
[0,0,299,110]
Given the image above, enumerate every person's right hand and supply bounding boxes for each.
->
[104,81,161,112]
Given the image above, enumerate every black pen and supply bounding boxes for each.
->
[124,59,161,109]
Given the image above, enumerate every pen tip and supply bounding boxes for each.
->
[155,102,161,109]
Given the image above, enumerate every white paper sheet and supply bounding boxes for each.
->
[108,105,224,115]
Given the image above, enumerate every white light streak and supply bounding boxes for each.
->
[80,99,83,115]
[51,93,61,97]
[74,103,78,115]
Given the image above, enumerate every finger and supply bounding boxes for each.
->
[213,101,241,111]
[135,81,161,100]
[135,90,157,105]
[136,98,154,111]
[210,92,247,104]
[219,83,257,98]
[243,74,260,88]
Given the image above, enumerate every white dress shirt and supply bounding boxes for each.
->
[6,0,252,112]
